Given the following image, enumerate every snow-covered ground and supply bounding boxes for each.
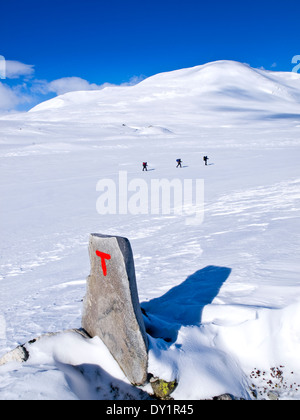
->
[0,60,300,400]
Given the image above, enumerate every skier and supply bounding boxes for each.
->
[203,156,209,166]
[176,158,182,168]
[142,162,148,171]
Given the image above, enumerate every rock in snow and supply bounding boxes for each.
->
[82,234,148,385]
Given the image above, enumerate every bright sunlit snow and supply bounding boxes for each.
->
[0,61,300,400]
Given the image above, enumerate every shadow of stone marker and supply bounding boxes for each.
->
[82,234,148,385]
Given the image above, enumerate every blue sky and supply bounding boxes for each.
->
[0,0,299,112]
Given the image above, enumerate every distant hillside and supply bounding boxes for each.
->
[27,60,300,126]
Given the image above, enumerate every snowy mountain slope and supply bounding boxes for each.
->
[0,61,300,400]
[25,60,300,125]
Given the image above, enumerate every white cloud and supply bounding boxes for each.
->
[0,82,31,111]
[0,59,35,112]
[122,75,146,86]
[0,82,20,110]
[5,60,35,79]
[32,77,117,96]
[36,75,145,96]
[46,77,104,95]
[0,58,145,113]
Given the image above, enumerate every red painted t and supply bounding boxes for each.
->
[95,250,111,277]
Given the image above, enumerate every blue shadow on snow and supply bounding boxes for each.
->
[141,265,231,344]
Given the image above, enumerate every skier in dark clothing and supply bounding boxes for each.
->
[142,162,148,171]
[176,158,182,168]
[203,156,209,166]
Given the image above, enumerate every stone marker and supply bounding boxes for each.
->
[82,234,148,385]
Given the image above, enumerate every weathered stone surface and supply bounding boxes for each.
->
[267,391,279,400]
[0,329,88,367]
[212,393,235,400]
[150,377,177,399]
[0,345,29,366]
[82,234,148,385]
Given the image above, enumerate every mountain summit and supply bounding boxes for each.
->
[28,60,300,126]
